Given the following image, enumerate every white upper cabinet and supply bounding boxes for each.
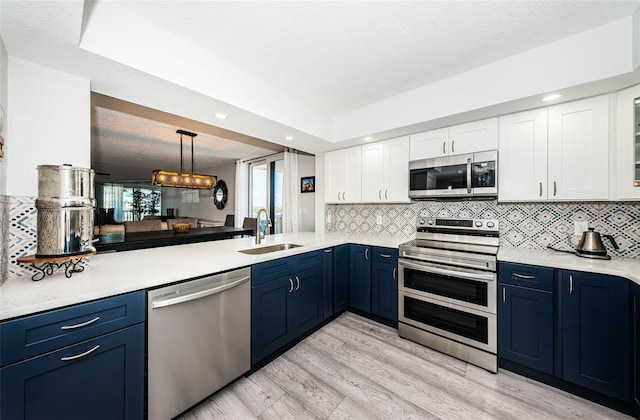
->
[498,109,548,202]
[409,128,448,159]
[547,95,610,201]
[325,146,362,203]
[614,84,640,200]
[362,136,410,202]
[409,118,498,160]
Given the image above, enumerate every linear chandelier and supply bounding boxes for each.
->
[152,129,217,189]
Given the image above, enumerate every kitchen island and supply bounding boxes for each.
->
[2,234,640,321]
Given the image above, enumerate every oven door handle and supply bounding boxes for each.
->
[399,260,495,283]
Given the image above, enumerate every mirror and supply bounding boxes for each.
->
[635,97,640,187]
[213,180,228,210]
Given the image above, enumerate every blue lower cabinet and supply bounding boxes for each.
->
[333,245,350,313]
[371,261,398,322]
[498,283,553,374]
[349,245,371,312]
[251,251,325,365]
[291,267,324,336]
[1,323,144,420]
[322,248,334,320]
[251,276,293,364]
[561,271,629,400]
[633,283,640,413]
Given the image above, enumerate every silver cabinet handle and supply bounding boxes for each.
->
[342,192,346,201]
[569,275,573,294]
[393,267,397,281]
[539,182,542,197]
[513,273,536,280]
[152,276,250,309]
[553,181,557,196]
[337,192,340,201]
[502,287,506,303]
[324,248,333,253]
[466,158,472,193]
[443,141,446,154]
[365,248,369,260]
[385,190,388,199]
[61,345,100,361]
[289,278,294,293]
[380,253,391,258]
[452,140,455,154]
[295,276,300,291]
[379,190,382,199]
[61,316,100,330]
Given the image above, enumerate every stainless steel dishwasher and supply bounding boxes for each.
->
[147,267,251,420]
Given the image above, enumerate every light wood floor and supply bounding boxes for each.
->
[179,312,631,420]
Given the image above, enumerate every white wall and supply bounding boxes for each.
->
[0,37,7,196]
[634,6,640,70]
[6,57,90,196]
[297,154,315,232]
[161,162,236,222]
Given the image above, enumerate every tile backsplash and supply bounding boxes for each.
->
[326,200,640,259]
[0,195,9,285]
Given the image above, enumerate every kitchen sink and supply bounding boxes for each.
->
[238,243,304,255]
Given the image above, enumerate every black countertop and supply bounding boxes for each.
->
[95,226,254,252]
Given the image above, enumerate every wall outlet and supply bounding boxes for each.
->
[327,213,331,223]
[376,215,383,225]
[574,221,589,236]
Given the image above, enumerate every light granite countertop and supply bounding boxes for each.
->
[498,247,640,286]
[3,234,639,321]
[0,232,407,321]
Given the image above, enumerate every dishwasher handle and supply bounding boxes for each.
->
[151,275,250,309]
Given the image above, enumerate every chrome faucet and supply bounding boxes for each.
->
[255,208,272,244]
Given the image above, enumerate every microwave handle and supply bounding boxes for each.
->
[466,158,472,193]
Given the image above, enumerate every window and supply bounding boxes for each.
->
[249,154,284,235]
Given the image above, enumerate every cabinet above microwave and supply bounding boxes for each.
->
[409,150,497,199]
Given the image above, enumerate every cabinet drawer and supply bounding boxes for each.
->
[372,247,398,263]
[252,257,295,285]
[295,250,322,272]
[1,323,144,420]
[0,291,145,367]
[499,262,553,291]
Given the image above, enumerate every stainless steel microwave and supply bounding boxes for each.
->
[409,150,497,199]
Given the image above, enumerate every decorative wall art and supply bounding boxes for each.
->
[301,176,315,193]
[213,179,228,210]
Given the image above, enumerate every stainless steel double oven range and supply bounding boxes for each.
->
[398,217,499,373]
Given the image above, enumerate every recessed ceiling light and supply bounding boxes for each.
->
[364,136,373,141]
[214,113,227,120]
[542,94,561,102]
[285,136,294,141]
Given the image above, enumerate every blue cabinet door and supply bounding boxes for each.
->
[349,245,371,312]
[1,323,144,420]
[371,261,398,321]
[322,248,334,320]
[251,277,293,364]
[633,283,640,413]
[333,245,350,313]
[561,271,629,400]
[498,283,553,374]
[291,267,324,337]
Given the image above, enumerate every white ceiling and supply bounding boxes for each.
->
[118,0,640,114]
[1,0,639,171]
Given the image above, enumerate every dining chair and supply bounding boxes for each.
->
[225,214,235,227]
[242,217,258,236]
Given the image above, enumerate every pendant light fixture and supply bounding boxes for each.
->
[151,129,217,189]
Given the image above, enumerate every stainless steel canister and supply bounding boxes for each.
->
[36,165,96,257]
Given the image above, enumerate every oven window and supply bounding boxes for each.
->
[410,164,467,191]
[403,296,489,344]
[403,267,488,306]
